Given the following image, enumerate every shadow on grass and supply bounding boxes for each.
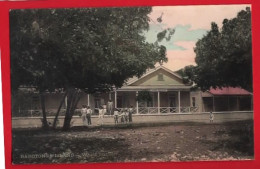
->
[12,133,130,164]
[12,120,254,164]
[202,120,254,156]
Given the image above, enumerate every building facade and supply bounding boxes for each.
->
[12,66,253,116]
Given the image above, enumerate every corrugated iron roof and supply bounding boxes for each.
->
[208,87,252,95]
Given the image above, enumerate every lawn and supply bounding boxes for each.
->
[12,120,254,164]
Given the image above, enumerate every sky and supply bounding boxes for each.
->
[145,5,250,71]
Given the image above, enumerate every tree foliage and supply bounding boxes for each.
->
[10,7,167,130]
[183,7,252,91]
[11,8,167,93]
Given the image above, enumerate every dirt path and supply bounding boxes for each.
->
[12,120,253,164]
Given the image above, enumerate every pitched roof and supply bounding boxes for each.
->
[208,87,252,96]
[125,65,183,86]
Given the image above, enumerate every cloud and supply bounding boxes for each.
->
[149,5,250,30]
[148,5,251,71]
[144,24,207,50]
[172,25,206,42]
[163,41,197,71]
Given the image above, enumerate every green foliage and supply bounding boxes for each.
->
[10,7,167,93]
[184,8,252,91]
[155,12,175,43]
[175,65,196,85]
[157,30,167,42]
[10,7,168,130]
[156,28,175,43]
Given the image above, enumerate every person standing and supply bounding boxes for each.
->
[86,106,92,125]
[124,108,129,123]
[103,104,107,115]
[98,105,105,125]
[107,99,113,116]
[113,108,119,125]
[80,105,87,126]
[120,109,125,123]
[209,111,214,123]
[128,105,134,123]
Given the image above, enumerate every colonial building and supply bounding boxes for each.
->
[12,66,253,116]
[100,65,196,114]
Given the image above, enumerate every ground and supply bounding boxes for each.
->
[12,120,254,164]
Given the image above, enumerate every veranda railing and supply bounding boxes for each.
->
[117,107,199,114]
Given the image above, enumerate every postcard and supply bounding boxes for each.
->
[0,0,259,169]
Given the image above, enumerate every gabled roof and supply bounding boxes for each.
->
[117,65,192,91]
[204,87,252,96]
[125,65,183,86]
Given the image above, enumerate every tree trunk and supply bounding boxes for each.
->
[62,88,81,131]
[40,92,49,130]
[69,94,81,119]
[63,115,72,131]
[53,91,68,129]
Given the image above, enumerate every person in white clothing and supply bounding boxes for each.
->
[98,106,105,125]
[107,99,113,116]
[209,111,214,123]
[120,109,126,123]
[80,105,87,126]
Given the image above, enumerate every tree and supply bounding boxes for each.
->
[183,7,252,91]
[10,7,168,130]
[175,65,196,85]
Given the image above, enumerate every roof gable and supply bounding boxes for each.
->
[128,66,185,86]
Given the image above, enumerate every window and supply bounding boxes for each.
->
[192,97,196,107]
[158,73,164,81]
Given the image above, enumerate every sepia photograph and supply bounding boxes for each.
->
[10,5,253,164]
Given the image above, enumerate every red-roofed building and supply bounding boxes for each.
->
[12,66,253,117]
[206,87,252,96]
[192,87,253,112]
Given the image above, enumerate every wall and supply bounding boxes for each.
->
[190,91,203,112]
[12,111,253,128]
[202,96,252,112]
[180,91,190,107]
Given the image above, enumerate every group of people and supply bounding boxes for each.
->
[80,105,93,126]
[81,105,215,125]
[113,106,134,125]
[80,104,134,126]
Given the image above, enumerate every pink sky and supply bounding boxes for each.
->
[149,5,250,71]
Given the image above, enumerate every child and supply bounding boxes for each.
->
[102,104,107,115]
[124,108,129,123]
[209,111,214,123]
[120,109,125,123]
[113,108,119,125]
[98,106,104,125]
